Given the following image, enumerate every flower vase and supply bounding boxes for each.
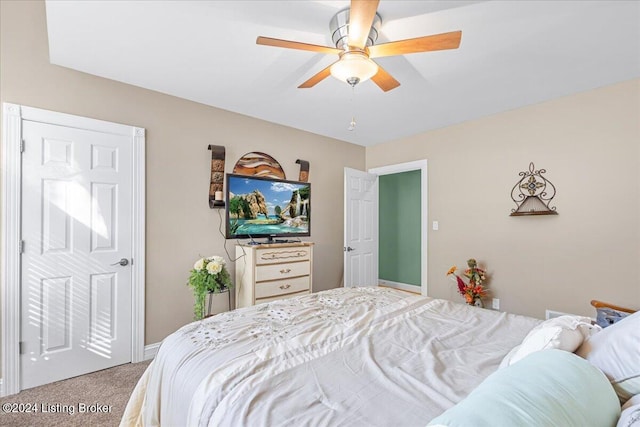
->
[471,298,484,308]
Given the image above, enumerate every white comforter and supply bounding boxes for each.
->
[121,287,539,427]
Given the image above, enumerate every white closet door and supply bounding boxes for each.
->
[21,120,133,389]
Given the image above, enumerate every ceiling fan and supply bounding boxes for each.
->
[256,0,462,92]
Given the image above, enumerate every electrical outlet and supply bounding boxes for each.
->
[492,298,500,310]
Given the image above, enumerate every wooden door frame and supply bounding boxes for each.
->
[368,160,428,296]
[1,103,146,396]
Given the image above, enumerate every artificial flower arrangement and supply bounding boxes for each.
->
[187,255,232,320]
[446,258,488,306]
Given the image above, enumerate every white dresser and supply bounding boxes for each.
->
[235,242,314,308]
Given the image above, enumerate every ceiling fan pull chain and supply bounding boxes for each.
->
[348,85,357,131]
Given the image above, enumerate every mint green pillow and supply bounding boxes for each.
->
[428,349,620,427]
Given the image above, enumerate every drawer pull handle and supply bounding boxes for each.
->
[279,284,291,290]
[280,268,291,274]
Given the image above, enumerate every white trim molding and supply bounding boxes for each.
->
[0,103,146,396]
[143,342,161,361]
[131,126,146,363]
[379,280,421,294]
[369,160,429,296]
[1,103,23,397]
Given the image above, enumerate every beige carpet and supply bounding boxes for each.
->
[0,360,151,427]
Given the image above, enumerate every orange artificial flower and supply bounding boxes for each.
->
[447,258,489,306]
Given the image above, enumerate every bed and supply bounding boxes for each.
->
[121,287,638,427]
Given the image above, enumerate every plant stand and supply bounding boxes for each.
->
[205,288,232,318]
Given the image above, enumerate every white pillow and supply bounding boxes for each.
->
[505,315,599,366]
[618,394,640,427]
[499,344,521,369]
[577,310,640,404]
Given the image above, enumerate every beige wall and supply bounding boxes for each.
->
[2,0,638,351]
[0,0,365,346]
[367,78,640,319]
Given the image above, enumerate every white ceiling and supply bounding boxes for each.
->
[45,1,640,147]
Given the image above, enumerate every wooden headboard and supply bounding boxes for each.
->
[590,300,637,314]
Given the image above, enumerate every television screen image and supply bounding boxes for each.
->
[225,174,310,241]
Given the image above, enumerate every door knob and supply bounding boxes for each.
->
[344,247,355,252]
[111,258,129,266]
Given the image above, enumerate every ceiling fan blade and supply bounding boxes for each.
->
[348,0,380,49]
[298,62,337,88]
[368,31,462,58]
[257,36,341,55]
[371,65,400,92]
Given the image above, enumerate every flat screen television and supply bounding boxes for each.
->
[225,173,310,242]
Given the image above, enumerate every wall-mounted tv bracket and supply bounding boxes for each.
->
[208,144,226,208]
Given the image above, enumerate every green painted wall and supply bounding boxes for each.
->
[378,170,421,286]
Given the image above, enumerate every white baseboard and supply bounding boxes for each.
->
[379,280,421,294]
[0,347,157,397]
[143,342,161,361]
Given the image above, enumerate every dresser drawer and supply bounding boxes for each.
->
[256,247,311,265]
[255,261,310,282]
[256,290,310,305]
[255,276,310,299]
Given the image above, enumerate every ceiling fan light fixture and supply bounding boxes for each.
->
[330,51,378,85]
[256,1,460,92]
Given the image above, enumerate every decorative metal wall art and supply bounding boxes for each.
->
[510,162,558,216]
[208,145,226,209]
[233,152,286,179]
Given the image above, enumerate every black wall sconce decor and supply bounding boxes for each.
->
[510,162,558,216]
[208,144,226,209]
[295,159,310,182]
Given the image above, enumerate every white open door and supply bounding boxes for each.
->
[343,168,378,287]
